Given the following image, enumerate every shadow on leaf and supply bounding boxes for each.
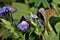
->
[15,0,25,3]
[49,16,60,34]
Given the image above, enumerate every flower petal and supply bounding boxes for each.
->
[0,6,6,14]
[39,21,44,27]
[17,21,29,31]
[38,7,45,12]
[33,14,38,18]
[6,6,17,13]
[30,17,33,21]
[24,23,29,29]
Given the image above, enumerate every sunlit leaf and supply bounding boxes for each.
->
[29,36,35,40]
[21,34,26,40]
[55,22,60,32]
[53,0,60,4]
[34,0,41,7]
[41,0,50,8]
[0,18,11,26]
[0,18,14,31]
[28,0,35,3]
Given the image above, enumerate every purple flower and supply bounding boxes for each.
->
[2,6,17,13]
[30,17,33,22]
[0,6,6,17]
[7,6,17,13]
[38,7,45,12]
[0,6,17,17]
[33,14,38,18]
[0,14,3,17]
[17,21,29,31]
[0,6,6,14]
[17,16,29,31]
[39,21,44,27]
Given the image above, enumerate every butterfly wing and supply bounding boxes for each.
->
[44,9,56,21]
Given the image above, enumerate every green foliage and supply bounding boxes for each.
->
[34,0,41,8]
[0,0,60,40]
[55,22,60,32]
[41,0,50,8]
[12,2,30,19]
[0,18,14,30]
[0,18,22,39]
[29,36,35,40]
[53,0,60,4]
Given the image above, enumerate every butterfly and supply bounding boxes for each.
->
[37,9,56,33]
[44,9,56,21]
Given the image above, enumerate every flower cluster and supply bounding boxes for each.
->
[30,7,45,27]
[0,6,45,31]
[0,6,16,17]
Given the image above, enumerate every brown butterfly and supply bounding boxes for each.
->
[37,9,56,33]
[44,9,56,21]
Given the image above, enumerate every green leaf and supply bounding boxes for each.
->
[12,2,30,19]
[0,28,9,37]
[2,31,11,38]
[55,22,60,32]
[34,0,41,7]
[0,28,6,34]
[13,31,20,38]
[14,19,19,25]
[21,34,26,40]
[41,0,50,8]
[0,18,11,26]
[53,0,60,4]
[44,31,59,40]
[28,0,41,7]
[0,18,15,31]
[29,36,35,40]
[28,0,35,3]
